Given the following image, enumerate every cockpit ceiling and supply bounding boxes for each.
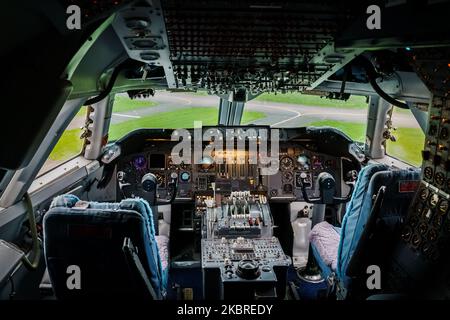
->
[160,0,360,93]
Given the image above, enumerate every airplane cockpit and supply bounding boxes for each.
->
[1,0,450,306]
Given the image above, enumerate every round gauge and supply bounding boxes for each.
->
[180,171,191,182]
[133,155,147,170]
[419,188,429,201]
[429,193,439,208]
[280,156,294,171]
[154,173,164,186]
[439,199,449,214]
[283,171,293,182]
[297,154,310,170]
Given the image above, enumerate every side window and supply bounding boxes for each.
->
[385,108,425,166]
[38,107,87,176]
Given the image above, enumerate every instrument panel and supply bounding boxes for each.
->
[114,127,362,202]
[268,147,344,201]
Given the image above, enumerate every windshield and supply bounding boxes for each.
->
[109,92,224,140]
[245,93,368,141]
[109,91,368,142]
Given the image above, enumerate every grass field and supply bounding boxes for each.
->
[303,120,367,142]
[385,126,425,166]
[49,126,84,161]
[256,93,368,109]
[108,107,266,141]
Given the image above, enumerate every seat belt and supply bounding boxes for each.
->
[326,272,337,297]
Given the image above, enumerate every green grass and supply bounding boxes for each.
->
[242,110,266,124]
[108,107,266,141]
[47,109,86,163]
[256,93,368,109]
[386,126,425,166]
[304,120,367,142]
[113,95,158,112]
[49,128,84,161]
[305,120,424,166]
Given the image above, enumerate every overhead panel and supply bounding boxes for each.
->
[161,0,358,94]
[112,0,176,88]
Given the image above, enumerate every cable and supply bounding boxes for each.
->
[8,275,15,300]
[359,56,409,109]
[21,193,40,270]
[84,61,127,106]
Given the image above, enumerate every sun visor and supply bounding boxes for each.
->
[0,80,73,170]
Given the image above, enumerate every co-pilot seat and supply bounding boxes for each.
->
[309,164,420,298]
[43,194,169,299]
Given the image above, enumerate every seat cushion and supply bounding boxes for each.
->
[155,235,169,290]
[155,235,169,272]
[309,221,340,271]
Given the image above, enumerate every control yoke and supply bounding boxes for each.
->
[299,172,353,205]
[297,172,354,283]
[141,172,178,206]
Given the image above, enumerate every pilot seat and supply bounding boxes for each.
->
[43,194,169,299]
[308,164,420,298]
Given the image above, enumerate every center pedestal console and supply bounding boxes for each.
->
[202,235,290,299]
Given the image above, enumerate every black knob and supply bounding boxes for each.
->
[236,260,261,280]
[142,173,157,192]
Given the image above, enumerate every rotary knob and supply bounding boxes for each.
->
[236,260,261,280]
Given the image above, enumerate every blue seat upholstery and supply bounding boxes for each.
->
[310,164,420,294]
[43,195,168,299]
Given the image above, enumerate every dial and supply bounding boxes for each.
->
[283,171,293,182]
[280,156,294,171]
[180,171,191,182]
[439,199,449,214]
[132,155,147,171]
[283,184,293,193]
